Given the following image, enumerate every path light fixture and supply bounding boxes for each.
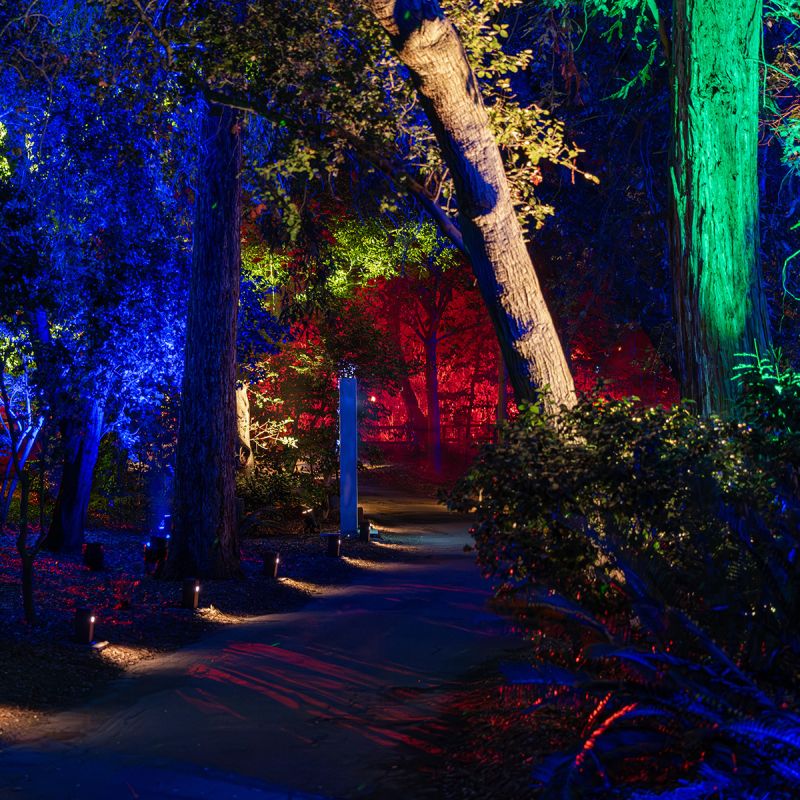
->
[263,551,280,578]
[83,542,104,571]
[324,533,342,558]
[182,578,200,609]
[74,607,95,644]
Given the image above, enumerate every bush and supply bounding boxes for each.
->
[447,371,800,798]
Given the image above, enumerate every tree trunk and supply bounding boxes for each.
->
[45,400,104,553]
[364,0,575,409]
[235,383,255,474]
[170,101,242,579]
[388,301,426,449]
[496,343,508,436]
[423,335,442,473]
[670,0,771,415]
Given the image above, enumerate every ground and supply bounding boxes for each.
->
[0,475,548,799]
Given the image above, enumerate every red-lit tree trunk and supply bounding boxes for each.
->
[496,344,508,433]
[388,303,426,449]
[364,0,576,409]
[169,101,242,579]
[423,335,442,473]
[670,0,771,415]
[45,400,104,553]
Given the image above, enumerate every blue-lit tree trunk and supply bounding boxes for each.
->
[45,400,104,553]
[168,101,242,578]
[670,0,772,415]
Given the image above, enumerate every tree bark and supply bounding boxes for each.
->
[496,343,507,436]
[423,334,442,473]
[235,383,255,474]
[670,0,771,415]
[170,101,242,579]
[363,0,576,409]
[45,400,104,553]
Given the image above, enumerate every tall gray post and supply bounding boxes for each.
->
[339,372,358,536]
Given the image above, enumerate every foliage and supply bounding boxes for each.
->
[447,363,800,796]
[101,0,595,238]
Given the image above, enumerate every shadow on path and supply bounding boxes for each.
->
[0,486,522,799]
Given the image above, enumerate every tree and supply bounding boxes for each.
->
[0,9,190,551]
[168,100,243,578]
[362,0,576,408]
[543,0,774,414]
[106,0,594,408]
[670,0,771,414]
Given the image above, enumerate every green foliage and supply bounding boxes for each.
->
[447,362,800,794]
[105,0,595,236]
[235,463,298,514]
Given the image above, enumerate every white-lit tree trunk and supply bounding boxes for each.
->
[364,0,576,409]
[236,383,255,474]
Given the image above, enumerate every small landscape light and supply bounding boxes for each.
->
[182,578,200,609]
[74,607,95,644]
[359,516,371,542]
[325,534,341,558]
[83,542,104,571]
[263,551,280,579]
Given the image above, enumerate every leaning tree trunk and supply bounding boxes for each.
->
[670,0,771,416]
[169,101,242,579]
[45,400,104,553]
[364,0,575,409]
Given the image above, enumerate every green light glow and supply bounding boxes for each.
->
[670,0,771,414]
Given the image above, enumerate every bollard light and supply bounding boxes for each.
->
[75,607,95,644]
[83,542,104,571]
[182,578,200,609]
[263,552,280,579]
[359,516,371,542]
[325,534,341,558]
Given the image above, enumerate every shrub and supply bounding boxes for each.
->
[447,372,800,798]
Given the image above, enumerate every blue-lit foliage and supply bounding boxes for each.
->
[448,356,800,796]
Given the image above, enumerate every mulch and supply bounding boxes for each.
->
[0,521,412,744]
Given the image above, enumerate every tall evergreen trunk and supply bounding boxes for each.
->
[670,0,771,415]
[170,101,242,579]
[423,335,442,473]
[365,0,576,409]
[45,400,104,553]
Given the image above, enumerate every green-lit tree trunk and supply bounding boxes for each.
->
[169,101,242,579]
[670,0,771,415]
[364,0,576,410]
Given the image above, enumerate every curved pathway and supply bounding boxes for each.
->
[0,487,522,799]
